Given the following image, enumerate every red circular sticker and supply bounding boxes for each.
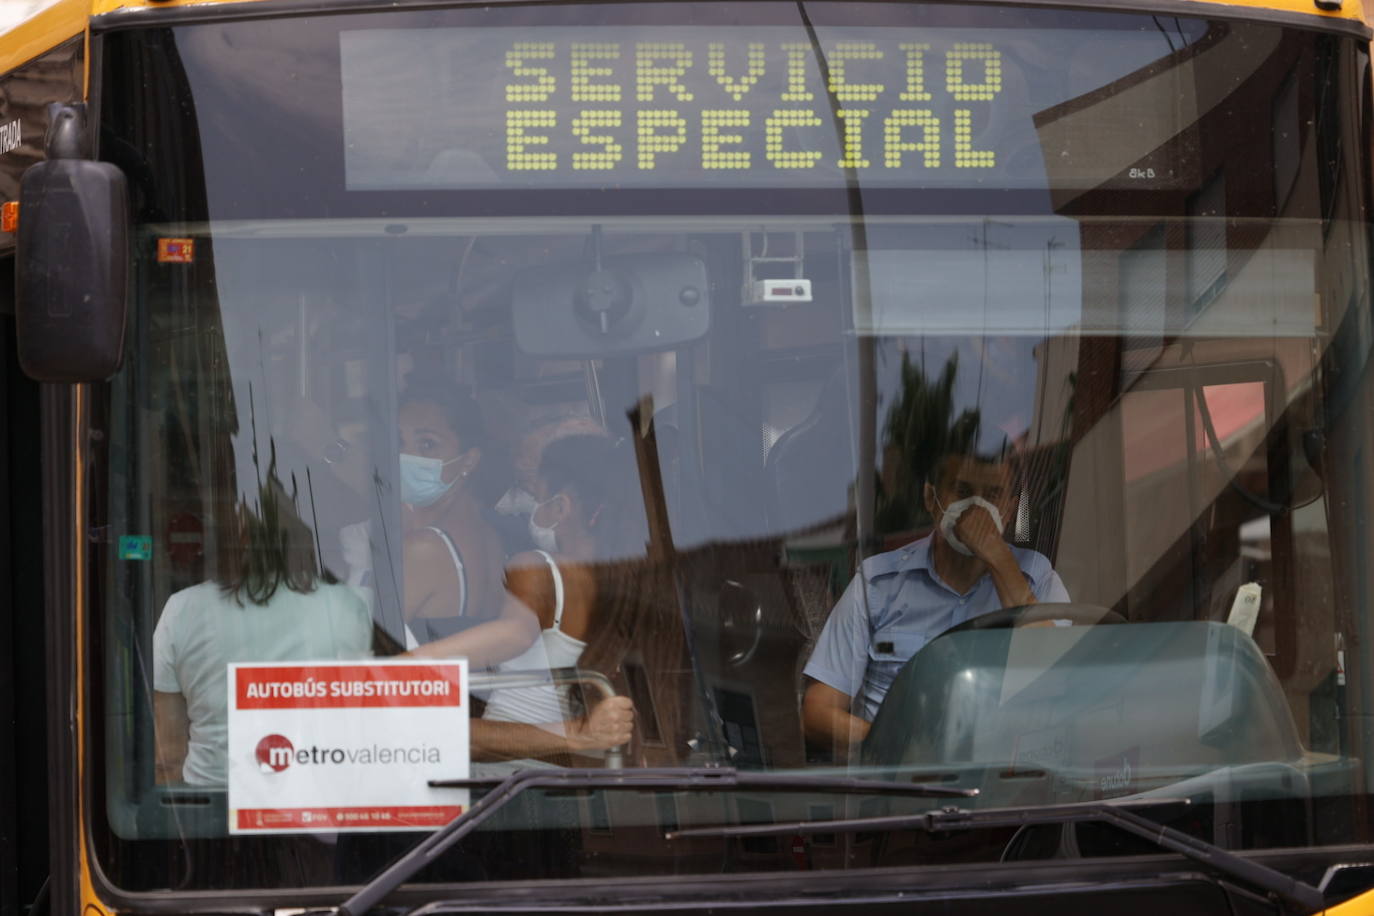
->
[255,734,295,773]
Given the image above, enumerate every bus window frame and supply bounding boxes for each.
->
[74,4,1374,911]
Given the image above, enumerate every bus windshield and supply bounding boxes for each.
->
[92,1,1374,898]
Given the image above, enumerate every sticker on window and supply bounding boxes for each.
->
[118,535,152,560]
[157,238,195,263]
[226,659,469,834]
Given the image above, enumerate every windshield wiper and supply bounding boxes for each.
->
[667,797,1326,912]
[337,766,976,916]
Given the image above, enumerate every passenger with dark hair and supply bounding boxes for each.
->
[153,462,372,785]
[801,447,1069,760]
[397,382,510,648]
[411,434,641,764]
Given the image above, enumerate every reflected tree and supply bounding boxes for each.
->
[875,352,982,535]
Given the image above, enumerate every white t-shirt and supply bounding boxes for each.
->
[152,580,373,785]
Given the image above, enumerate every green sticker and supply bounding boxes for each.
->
[119,535,153,561]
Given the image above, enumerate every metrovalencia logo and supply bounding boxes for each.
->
[255,734,295,773]
[254,733,441,773]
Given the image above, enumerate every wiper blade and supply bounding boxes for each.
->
[667,797,1325,913]
[338,766,975,916]
[429,765,978,797]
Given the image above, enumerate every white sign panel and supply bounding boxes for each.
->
[227,659,469,834]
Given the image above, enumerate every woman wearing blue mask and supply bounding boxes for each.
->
[398,384,510,646]
[409,433,640,767]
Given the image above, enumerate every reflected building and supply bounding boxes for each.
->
[1028,21,1361,746]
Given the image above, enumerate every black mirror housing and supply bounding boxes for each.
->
[16,157,130,382]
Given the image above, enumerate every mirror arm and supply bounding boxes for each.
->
[44,102,89,161]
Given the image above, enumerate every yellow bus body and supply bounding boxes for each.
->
[1,0,1367,78]
[2,0,1374,914]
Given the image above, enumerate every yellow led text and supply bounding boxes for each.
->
[502,39,1002,172]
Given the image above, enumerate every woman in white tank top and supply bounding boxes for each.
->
[480,550,584,727]
[411,434,639,766]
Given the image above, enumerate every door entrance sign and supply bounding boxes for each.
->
[227,659,469,834]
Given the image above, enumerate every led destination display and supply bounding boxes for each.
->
[340,24,1189,190]
[497,38,1002,172]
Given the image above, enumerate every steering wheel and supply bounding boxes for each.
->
[939,602,1125,636]
[859,603,1128,771]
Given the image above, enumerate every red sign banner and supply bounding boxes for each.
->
[234,663,464,710]
[236,805,465,831]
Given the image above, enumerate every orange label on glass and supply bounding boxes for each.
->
[157,238,195,263]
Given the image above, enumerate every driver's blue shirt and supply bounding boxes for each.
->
[804,535,1069,722]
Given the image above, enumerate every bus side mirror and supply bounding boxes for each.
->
[16,155,130,382]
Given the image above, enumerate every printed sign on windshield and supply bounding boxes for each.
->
[227,660,469,834]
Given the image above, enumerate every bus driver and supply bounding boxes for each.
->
[801,447,1069,759]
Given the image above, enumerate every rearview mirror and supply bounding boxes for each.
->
[16,122,130,381]
[513,252,710,357]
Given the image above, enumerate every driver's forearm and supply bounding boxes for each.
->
[803,703,871,759]
[989,555,1036,608]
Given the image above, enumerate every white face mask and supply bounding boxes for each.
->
[399,453,461,507]
[934,493,1005,556]
[495,486,539,517]
[527,498,561,553]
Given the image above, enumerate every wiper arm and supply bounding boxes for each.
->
[668,798,1325,913]
[338,766,976,916]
